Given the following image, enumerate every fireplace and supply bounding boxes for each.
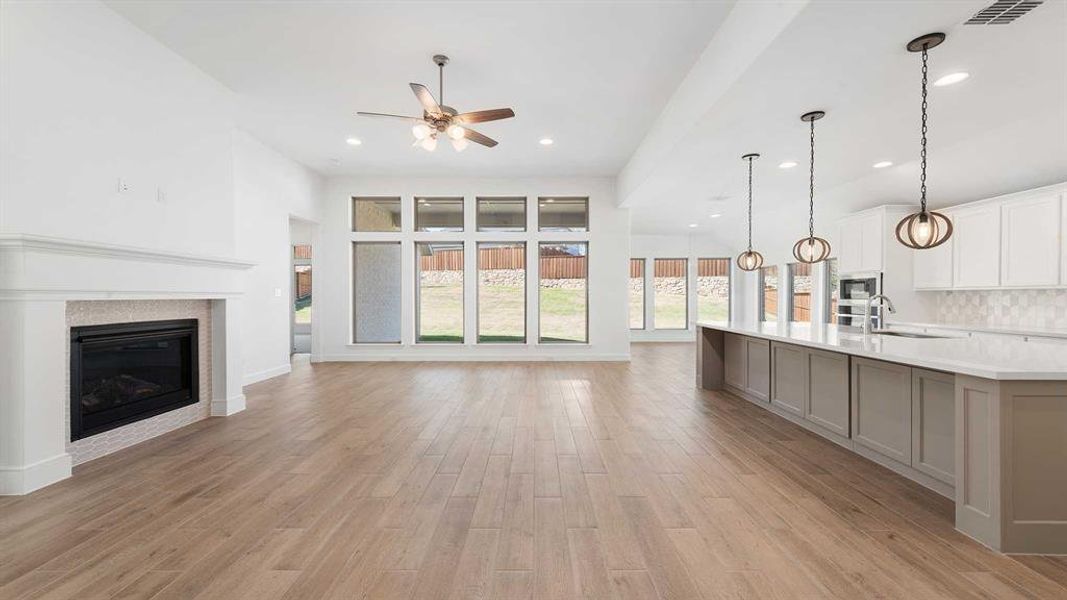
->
[70,319,199,441]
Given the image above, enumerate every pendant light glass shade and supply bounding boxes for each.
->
[737,250,764,272]
[897,32,954,250]
[736,153,764,271]
[792,236,832,263]
[792,111,831,264]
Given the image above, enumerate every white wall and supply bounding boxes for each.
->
[0,0,236,256]
[1,1,325,385]
[629,234,747,341]
[233,131,323,383]
[317,176,630,361]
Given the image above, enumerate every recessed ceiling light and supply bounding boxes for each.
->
[710,213,721,219]
[688,223,698,228]
[539,137,554,146]
[934,72,969,87]
[346,137,362,146]
[779,161,797,169]
[873,161,893,169]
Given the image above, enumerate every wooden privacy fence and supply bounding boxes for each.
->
[629,258,731,278]
[419,248,587,278]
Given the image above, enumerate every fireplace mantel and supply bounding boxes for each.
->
[0,234,255,495]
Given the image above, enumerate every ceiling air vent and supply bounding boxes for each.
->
[965,0,1043,25]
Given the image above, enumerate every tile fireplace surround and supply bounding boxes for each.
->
[0,234,254,495]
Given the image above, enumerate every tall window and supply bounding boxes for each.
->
[478,242,525,343]
[538,198,588,232]
[352,242,401,343]
[352,197,401,232]
[477,198,526,232]
[654,258,688,329]
[760,265,778,322]
[416,197,464,232]
[789,262,812,323]
[826,258,840,324]
[629,259,645,329]
[416,242,464,342]
[539,243,587,343]
[697,258,730,322]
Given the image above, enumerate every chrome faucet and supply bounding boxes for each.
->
[863,294,896,335]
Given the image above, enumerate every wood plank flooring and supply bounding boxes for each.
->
[3,343,1067,599]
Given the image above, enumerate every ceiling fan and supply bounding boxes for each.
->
[357,54,515,152]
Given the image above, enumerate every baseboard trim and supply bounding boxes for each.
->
[210,394,246,417]
[243,363,292,386]
[0,453,73,495]
[319,353,631,362]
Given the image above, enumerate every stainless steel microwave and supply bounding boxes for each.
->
[837,272,882,329]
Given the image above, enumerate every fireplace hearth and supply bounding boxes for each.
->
[70,319,198,441]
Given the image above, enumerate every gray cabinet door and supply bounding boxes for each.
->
[911,368,955,485]
[724,333,746,390]
[851,357,912,465]
[806,348,850,437]
[771,342,807,417]
[745,338,771,402]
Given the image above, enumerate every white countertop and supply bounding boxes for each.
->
[697,321,1067,380]
[887,321,1067,340]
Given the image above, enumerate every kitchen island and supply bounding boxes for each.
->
[696,321,1067,555]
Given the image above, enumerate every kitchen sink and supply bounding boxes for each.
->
[870,330,949,339]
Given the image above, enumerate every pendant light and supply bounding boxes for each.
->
[792,111,832,264]
[736,153,764,271]
[896,32,954,249]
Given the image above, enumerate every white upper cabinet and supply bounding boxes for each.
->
[912,219,954,289]
[838,211,884,273]
[952,204,1001,288]
[1001,193,1061,288]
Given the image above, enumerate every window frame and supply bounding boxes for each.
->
[415,196,465,232]
[696,257,731,324]
[351,241,403,344]
[653,257,689,331]
[351,197,402,232]
[477,241,527,344]
[537,197,589,232]
[415,240,465,344]
[538,241,589,344]
[629,258,646,330]
[759,265,779,322]
[476,197,528,233]
[824,258,839,324]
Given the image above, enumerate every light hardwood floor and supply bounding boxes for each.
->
[3,343,1067,599]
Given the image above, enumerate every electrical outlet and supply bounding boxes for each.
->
[274,288,282,297]
[156,188,166,204]
[117,178,129,193]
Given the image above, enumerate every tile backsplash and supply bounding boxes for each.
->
[937,290,1067,330]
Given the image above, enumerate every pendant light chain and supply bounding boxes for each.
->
[919,45,929,213]
[808,117,815,239]
[747,155,754,252]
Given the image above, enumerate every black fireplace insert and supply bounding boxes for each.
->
[70,319,198,441]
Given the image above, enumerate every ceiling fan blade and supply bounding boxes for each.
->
[463,128,498,148]
[409,83,442,115]
[357,111,421,122]
[453,108,516,124]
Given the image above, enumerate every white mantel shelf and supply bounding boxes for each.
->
[697,320,1067,381]
[0,234,256,269]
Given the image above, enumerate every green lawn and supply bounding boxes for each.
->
[294,306,311,324]
[417,283,587,343]
[633,292,728,329]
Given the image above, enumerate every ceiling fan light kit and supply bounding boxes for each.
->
[357,54,516,152]
[792,110,832,264]
[896,32,955,250]
[736,153,765,272]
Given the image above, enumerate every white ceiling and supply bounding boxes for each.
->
[620,0,1067,241]
[105,0,734,177]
